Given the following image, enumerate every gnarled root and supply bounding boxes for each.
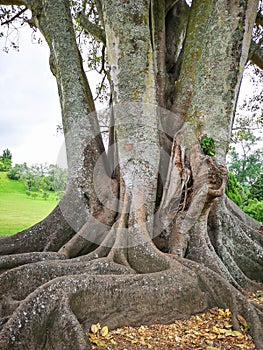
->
[1,257,263,349]
[0,261,209,350]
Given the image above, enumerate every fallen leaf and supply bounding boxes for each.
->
[91,323,101,334]
[89,308,256,350]
[89,333,106,347]
[218,309,226,316]
[231,330,243,338]
[212,326,220,334]
[225,329,243,338]
[131,339,139,344]
[100,326,109,337]
[224,322,232,329]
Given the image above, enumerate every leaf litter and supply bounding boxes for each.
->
[88,291,262,349]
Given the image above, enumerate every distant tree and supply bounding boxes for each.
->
[0,148,12,171]
[7,163,28,180]
[228,64,263,186]
[7,162,67,197]
[2,148,12,160]
[225,172,243,206]
[242,199,263,223]
[0,161,4,171]
[249,174,263,201]
[228,127,262,186]
[47,164,67,198]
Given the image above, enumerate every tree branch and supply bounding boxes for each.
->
[1,7,26,25]
[256,12,263,26]
[249,39,263,70]
[77,12,106,46]
[94,0,104,28]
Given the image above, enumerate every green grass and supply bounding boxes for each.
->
[0,172,58,236]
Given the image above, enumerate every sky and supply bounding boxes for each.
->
[0,26,65,166]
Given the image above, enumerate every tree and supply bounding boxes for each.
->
[242,174,263,223]
[0,148,12,171]
[7,162,67,197]
[242,199,263,223]
[2,148,12,160]
[47,164,67,199]
[0,1,263,349]
[7,163,28,180]
[249,173,263,201]
[228,67,263,186]
[228,130,263,185]
[225,172,243,206]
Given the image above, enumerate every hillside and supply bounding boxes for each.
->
[0,172,58,236]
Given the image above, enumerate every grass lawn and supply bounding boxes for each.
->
[0,172,58,236]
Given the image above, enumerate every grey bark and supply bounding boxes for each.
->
[101,0,160,228]
[170,0,259,163]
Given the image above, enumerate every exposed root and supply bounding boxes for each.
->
[209,198,263,285]
[0,263,209,350]
[0,258,262,349]
[0,251,66,274]
[181,258,263,349]
[106,189,131,268]
[0,258,133,321]
[58,216,111,258]
[45,293,89,350]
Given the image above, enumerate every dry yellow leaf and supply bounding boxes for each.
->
[218,309,226,316]
[224,322,232,329]
[131,339,139,344]
[231,330,243,337]
[206,346,220,350]
[212,326,220,334]
[209,334,217,340]
[89,333,106,347]
[219,328,227,334]
[225,329,243,337]
[225,309,231,316]
[236,344,248,348]
[100,326,109,337]
[91,323,101,334]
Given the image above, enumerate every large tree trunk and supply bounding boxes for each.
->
[0,0,262,349]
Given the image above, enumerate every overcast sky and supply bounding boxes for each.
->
[0,26,65,166]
